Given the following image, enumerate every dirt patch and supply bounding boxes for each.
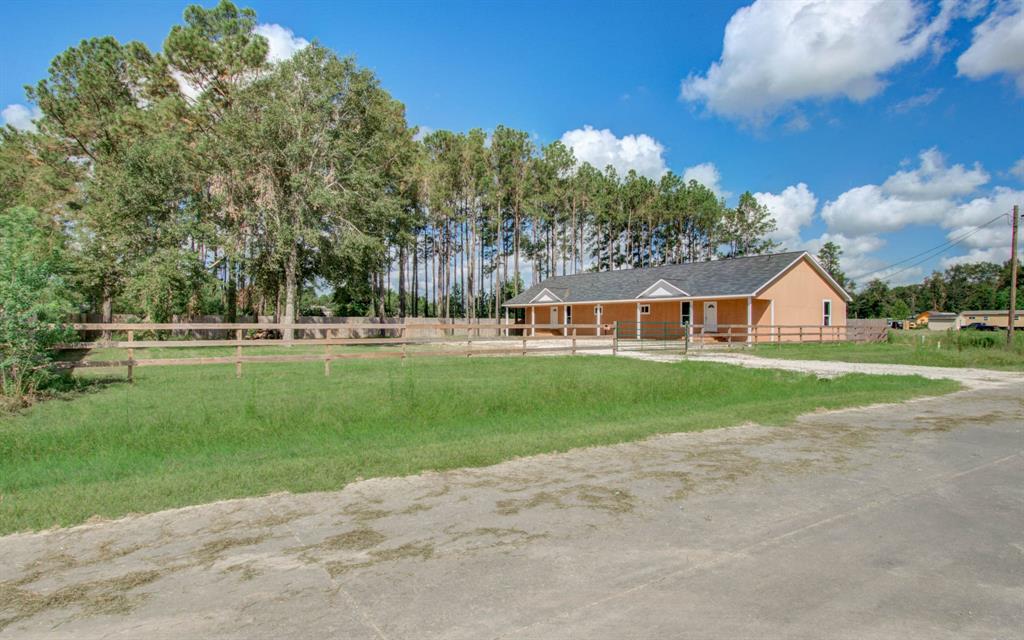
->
[317,528,387,552]
[0,569,163,631]
[325,542,436,577]
[496,485,636,516]
[906,411,1008,435]
[223,562,262,582]
[192,535,267,566]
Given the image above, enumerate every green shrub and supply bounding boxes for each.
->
[0,206,74,404]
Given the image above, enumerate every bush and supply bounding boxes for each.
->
[0,206,74,404]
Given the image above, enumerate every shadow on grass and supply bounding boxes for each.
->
[1,369,127,416]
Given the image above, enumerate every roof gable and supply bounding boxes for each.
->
[637,279,688,299]
[529,288,563,303]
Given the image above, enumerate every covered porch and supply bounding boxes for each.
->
[507,296,777,342]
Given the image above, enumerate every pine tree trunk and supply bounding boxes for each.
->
[399,244,406,318]
[283,242,298,341]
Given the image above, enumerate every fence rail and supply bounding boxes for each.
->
[54,322,612,380]
[613,321,887,352]
[53,319,886,379]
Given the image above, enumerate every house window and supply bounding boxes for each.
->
[983,316,989,321]
[969,316,976,320]
[639,304,650,315]
[594,304,603,317]
[822,300,832,327]
[565,305,572,324]
[680,301,691,326]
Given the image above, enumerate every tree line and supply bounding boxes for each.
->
[849,261,1021,320]
[0,0,781,338]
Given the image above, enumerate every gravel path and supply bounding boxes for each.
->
[624,350,1024,388]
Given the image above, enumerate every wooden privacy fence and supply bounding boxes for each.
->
[55,322,611,380]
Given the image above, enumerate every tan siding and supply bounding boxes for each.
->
[757,257,847,327]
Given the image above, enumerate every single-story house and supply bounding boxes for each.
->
[502,251,850,340]
[923,311,958,331]
[959,309,1024,329]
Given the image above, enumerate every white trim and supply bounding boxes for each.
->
[753,252,853,302]
[703,301,718,332]
[529,287,563,304]
[505,293,754,308]
[680,300,692,327]
[530,307,536,336]
[637,279,688,299]
[746,297,752,344]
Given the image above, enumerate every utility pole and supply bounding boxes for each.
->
[1009,204,1019,348]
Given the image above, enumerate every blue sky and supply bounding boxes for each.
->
[3,0,1023,285]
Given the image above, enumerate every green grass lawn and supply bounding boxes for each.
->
[0,356,957,535]
[752,329,1024,370]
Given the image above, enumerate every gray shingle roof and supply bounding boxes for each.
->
[504,251,833,306]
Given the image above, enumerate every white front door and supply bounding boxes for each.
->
[550,306,558,327]
[704,301,718,333]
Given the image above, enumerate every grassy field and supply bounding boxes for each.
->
[0,356,957,534]
[753,330,1024,370]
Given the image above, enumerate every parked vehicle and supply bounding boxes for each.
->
[961,322,998,332]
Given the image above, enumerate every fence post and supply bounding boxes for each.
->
[612,321,618,355]
[521,337,527,356]
[799,326,804,344]
[572,327,577,355]
[684,324,689,354]
[235,329,243,378]
[467,329,473,357]
[819,326,823,343]
[324,343,331,376]
[126,330,134,382]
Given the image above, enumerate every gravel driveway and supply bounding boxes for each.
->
[1,360,1021,639]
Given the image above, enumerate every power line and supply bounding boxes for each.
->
[855,211,1009,283]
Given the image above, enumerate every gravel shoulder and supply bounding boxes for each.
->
[641,350,1024,388]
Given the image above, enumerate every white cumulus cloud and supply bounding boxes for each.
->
[881,147,989,200]
[254,23,310,63]
[939,186,1023,266]
[559,125,667,179]
[956,1,1024,92]
[1009,156,1024,180]
[1,104,42,132]
[681,0,955,125]
[682,162,728,197]
[821,184,952,236]
[753,183,817,249]
[821,148,989,236]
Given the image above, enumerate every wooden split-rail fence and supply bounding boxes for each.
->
[56,321,610,380]
[54,319,886,380]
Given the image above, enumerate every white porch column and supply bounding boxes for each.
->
[530,306,536,337]
[636,304,641,339]
[746,296,753,344]
[504,307,509,337]
[563,306,568,336]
